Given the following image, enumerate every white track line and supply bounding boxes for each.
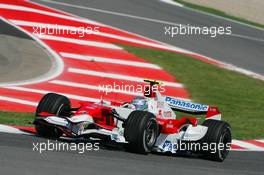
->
[2,86,107,103]
[256,140,264,144]
[39,35,122,50]
[0,96,38,106]
[160,0,184,7]
[232,140,264,151]
[0,124,31,135]
[50,80,142,96]
[221,64,264,81]
[0,17,64,87]
[0,3,101,25]
[60,52,161,69]
[68,68,184,88]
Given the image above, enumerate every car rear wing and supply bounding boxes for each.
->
[164,96,221,120]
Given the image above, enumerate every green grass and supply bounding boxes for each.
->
[0,111,34,126]
[123,45,264,139]
[174,0,264,29]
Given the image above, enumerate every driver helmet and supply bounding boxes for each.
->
[131,96,148,110]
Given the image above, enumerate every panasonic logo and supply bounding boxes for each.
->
[165,97,208,111]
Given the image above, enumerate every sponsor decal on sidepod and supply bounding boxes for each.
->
[165,97,208,112]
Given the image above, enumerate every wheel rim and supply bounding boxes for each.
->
[57,103,70,117]
[145,120,157,148]
[219,128,231,159]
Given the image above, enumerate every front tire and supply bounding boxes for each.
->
[35,93,71,138]
[201,119,232,162]
[36,93,71,117]
[124,111,159,154]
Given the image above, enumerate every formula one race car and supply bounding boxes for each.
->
[34,80,232,162]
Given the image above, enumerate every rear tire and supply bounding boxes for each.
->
[35,93,71,138]
[124,111,159,154]
[201,119,232,162]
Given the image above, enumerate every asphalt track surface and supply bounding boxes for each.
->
[0,19,52,84]
[0,132,264,175]
[33,0,264,75]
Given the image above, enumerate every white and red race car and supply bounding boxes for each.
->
[34,80,232,162]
